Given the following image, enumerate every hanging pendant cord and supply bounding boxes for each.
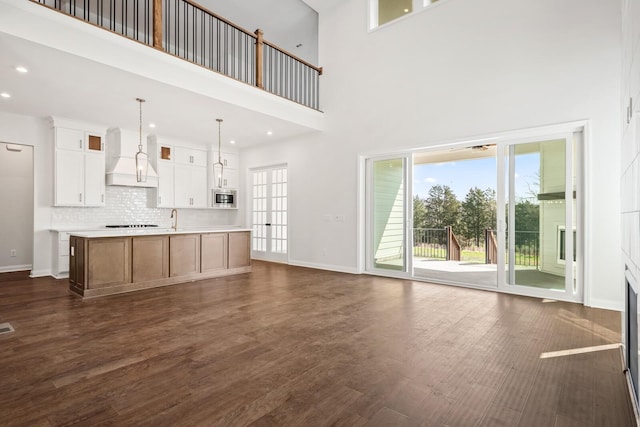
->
[137,98,145,152]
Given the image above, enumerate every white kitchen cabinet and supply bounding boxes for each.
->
[84,152,106,205]
[174,163,207,208]
[220,151,239,170]
[51,231,71,278]
[175,147,207,167]
[156,162,175,207]
[55,150,85,206]
[213,166,238,189]
[54,124,106,207]
[56,128,84,151]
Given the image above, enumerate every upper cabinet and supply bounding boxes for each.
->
[148,136,209,209]
[52,118,106,207]
[175,147,207,167]
[210,150,239,191]
[148,137,175,208]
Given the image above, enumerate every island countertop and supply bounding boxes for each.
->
[68,226,250,238]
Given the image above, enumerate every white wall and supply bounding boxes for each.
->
[242,0,622,308]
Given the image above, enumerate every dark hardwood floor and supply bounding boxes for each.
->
[0,261,634,426]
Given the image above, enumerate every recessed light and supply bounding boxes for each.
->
[404,8,409,12]
[148,123,156,128]
[0,92,11,99]
[15,66,28,73]
[230,140,236,145]
[267,131,273,136]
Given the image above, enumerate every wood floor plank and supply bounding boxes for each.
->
[0,262,633,426]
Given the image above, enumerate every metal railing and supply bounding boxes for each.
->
[507,230,539,267]
[414,227,539,267]
[31,0,322,110]
[162,0,256,85]
[413,227,461,261]
[33,0,153,44]
[264,41,320,110]
[413,228,447,259]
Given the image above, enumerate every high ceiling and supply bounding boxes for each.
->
[0,0,322,149]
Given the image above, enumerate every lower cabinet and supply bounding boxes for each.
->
[229,231,251,269]
[87,237,131,289]
[69,231,251,298]
[169,234,201,277]
[132,235,169,282]
[201,233,228,273]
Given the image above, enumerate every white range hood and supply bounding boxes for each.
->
[105,128,158,187]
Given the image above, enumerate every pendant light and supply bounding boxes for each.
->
[135,98,148,182]
[214,118,224,188]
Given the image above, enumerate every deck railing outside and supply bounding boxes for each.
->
[414,227,539,267]
[31,0,322,110]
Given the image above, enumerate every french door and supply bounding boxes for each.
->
[250,165,288,263]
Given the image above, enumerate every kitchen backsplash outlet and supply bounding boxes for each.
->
[51,186,235,228]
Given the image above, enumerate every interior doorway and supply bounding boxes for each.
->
[0,142,34,273]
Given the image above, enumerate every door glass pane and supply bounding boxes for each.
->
[508,139,567,290]
[372,158,405,271]
[252,171,267,253]
[271,168,287,254]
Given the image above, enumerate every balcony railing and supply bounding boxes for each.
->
[31,0,322,110]
[414,227,539,267]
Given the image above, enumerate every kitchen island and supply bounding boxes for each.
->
[68,228,251,298]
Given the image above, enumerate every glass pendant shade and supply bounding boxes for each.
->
[215,118,224,188]
[136,150,149,182]
[135,97,148,183]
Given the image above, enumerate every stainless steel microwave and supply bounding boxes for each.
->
[212,189,237,208]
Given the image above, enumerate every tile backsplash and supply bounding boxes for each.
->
[51,186,236,228]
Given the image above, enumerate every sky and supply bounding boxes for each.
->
[413,154,540,202]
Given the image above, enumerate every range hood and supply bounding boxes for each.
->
[105,128,158,187]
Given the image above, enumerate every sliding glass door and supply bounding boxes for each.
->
[498,133,581,301]
[364,130,582,303]
[366,155,413,276]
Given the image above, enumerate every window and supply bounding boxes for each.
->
[378,0,412,26]
[370,0,441,29]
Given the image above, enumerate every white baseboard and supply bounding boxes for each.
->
[287,259,360,275]
[29,269,52,278]
[0,264,31,273]
[588,297,623,311]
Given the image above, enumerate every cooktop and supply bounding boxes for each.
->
[105,224,159,228]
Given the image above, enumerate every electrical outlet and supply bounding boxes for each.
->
[10,249,17,257]
[322,248,327,256]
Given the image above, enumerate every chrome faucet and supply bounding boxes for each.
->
[170,209,178,231]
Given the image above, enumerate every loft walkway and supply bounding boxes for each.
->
[32,0,322,110]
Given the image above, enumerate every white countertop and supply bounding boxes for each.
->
[59,227,250,238]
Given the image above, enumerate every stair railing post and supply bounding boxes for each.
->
[445,226,451,261]
[255,29,264,89]
[153,0,162,50]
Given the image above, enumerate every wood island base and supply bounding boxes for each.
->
[68,230,251,299]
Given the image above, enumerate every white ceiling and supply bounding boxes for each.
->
[0,0,322,149]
